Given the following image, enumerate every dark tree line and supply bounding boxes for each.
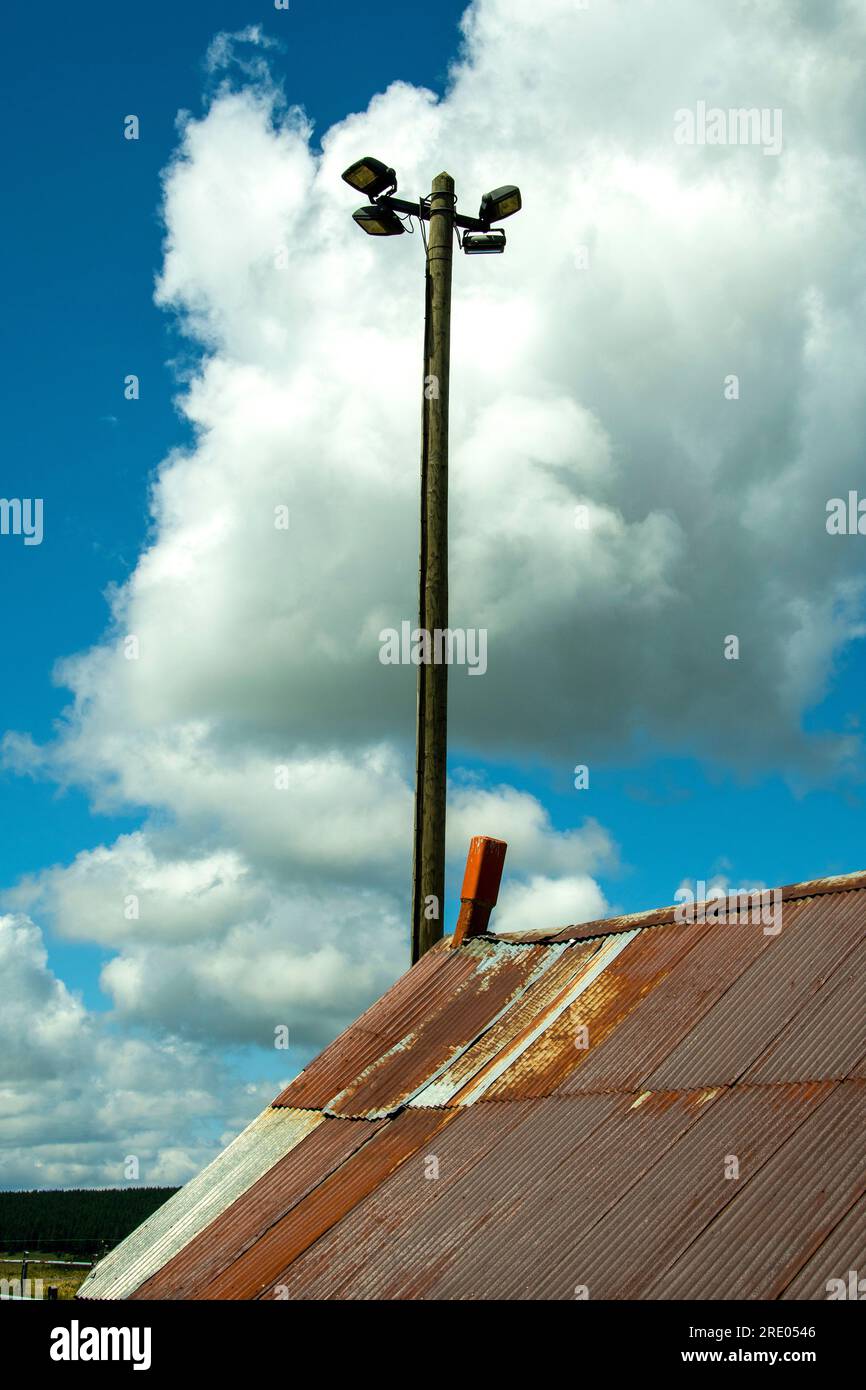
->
[0,1187,178,1258]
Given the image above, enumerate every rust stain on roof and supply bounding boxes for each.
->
[486,912,712,1100]
[643,891,866,1091]
[257,1098,549,1301]
[418,932,636,1108]
[324,940,559,1118]
[646,1080,866,1300]
[130,1115,387,1301]
[557,899,810,1097]
[193,1107,455,1300]
[81,868,866,1302]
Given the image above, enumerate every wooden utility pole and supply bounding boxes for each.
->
[411,172,454,963]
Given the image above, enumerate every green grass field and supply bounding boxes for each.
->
[0,1254,92,1300]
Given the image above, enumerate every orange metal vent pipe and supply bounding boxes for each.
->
[451,836,508,947]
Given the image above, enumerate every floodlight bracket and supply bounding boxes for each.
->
[377,194,488,233]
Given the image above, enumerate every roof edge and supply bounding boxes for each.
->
[491,869,866,945]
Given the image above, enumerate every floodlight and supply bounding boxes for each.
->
[342,157,397,198]
[463,229,506,255]
[478,185,522,225]
[352,204,406,236]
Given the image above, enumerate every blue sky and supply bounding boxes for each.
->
[0,0,470,994]
[1,0,468,873]
[1,0,865,1187]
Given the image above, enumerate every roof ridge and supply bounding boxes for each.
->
[492,868,866,944]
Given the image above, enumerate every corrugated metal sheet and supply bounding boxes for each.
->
[556,898,793,1096]
[409,933,634,1107]
[746,933,866,1083]
[559,1080,835,1301]
[349,1089,723,1300]
[278,938,566,1119]
[131,1115,385,1300]
[494,869,866,944]
[647,1080,866,1299]
[326,941,559,1118]
[439,1078,834,1295]
[78,1107,323,1300]
[81,873,866,1301]
[780,1190,866,1300]
[644,892,866,1090]
[192,1108,453,1299]
[258,1098,552,1299]
[486,915,713,1100]
[424,1091,718,1299]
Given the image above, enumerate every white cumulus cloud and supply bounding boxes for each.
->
[3,0,866,1182]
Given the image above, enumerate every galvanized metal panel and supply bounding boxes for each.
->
[192,1107,454,1299]
[324,939,561,1118]
[746,934,866,1083]
[406,936,619,1107]
[78,1107,323,1300]
[445,932,637,1105]
[131,1115,385,1300]
[645,893,866,1090]
[647,1080,866,1299]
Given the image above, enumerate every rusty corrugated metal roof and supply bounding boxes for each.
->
[409,931,634,1107]
[193,1108,453,1299]
[324,941,558,1118]
[555,903,786,1096]
[485,913,712,1100]
[78,1106,323,1301]
[275,937,570,1118]
[267,1089,700,1300]
[258,1097,555,1299]
[494,869,866,944]
[130,1115,388,1300]
[644,892,866,1090]
[645,1080,866,1299]
[780,1188,866,1300]
[418,1083,836,1301]
[744,932,866,1083]
[79,868,866,1302]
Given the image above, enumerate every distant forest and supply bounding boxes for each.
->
[0,1188,178,1258]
